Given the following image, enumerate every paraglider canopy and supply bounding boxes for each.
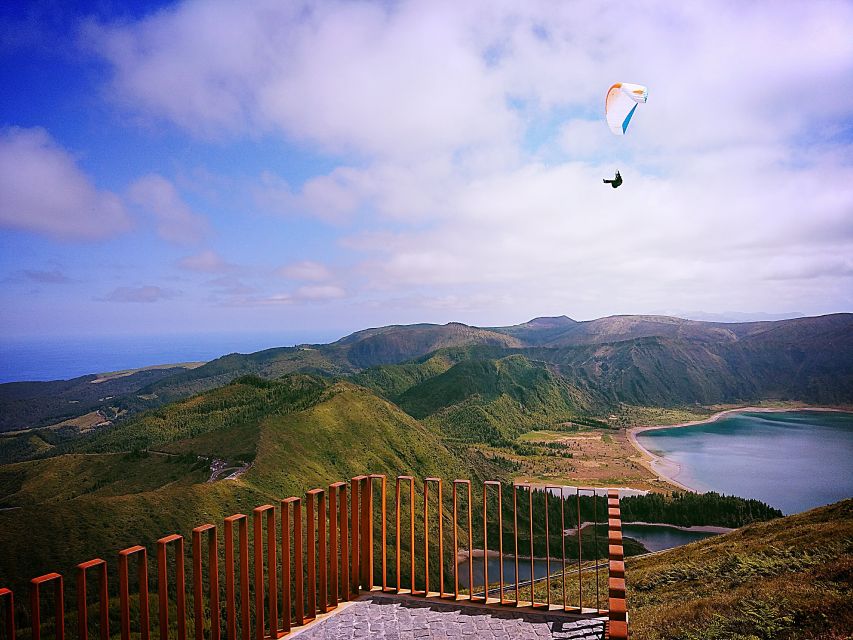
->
[605,83,648,135]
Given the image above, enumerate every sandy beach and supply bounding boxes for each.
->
[627,406,848,492]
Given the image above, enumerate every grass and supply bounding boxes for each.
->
[0,452,208,507]
[0,377,505,596]
[608,404,715,428]
[2,364,845,638]
[516,429,595,443]
[626,500,852,639]
[521,500,852,639]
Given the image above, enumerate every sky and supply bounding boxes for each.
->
[1,0,852,341]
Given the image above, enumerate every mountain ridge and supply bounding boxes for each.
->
[1,313,850,434]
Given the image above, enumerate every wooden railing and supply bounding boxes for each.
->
[0,476,628,640]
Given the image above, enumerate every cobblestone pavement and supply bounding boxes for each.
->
[293,595,606,640]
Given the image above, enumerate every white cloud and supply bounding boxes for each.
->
[252,161,460,223]
[295,284,345,300]
[0,127,131,240]
[128,174,209,243]
[177,249,236,273]
[278,260,333,282]
[83,0,516,159]
[252,170,360,223]
[80,1,853,318]
[84,1,853,160]
[342,154,853,316]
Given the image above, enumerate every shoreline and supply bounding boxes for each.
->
[627,406,849,492]
[621,521,733,534]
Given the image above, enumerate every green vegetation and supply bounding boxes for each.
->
[0,430,56,465]
[242,381,494,497]
[1,312,851,637]
[624,499,853,640]
[0,375,504,595]
[621,492,783,528]
[5,313,851,436]
[609,404,715,428]
[0,365,196,433]
[525,499,853,639]
[391,355,596,446]
[0,452,207,507]
[71,374,326,456]
[352,352,455,397]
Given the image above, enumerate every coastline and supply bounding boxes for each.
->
[627,406,849,492]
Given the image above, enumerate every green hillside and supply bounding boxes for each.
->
[241,380,494,497]
[0,452,207,507]
[394,355,595,444]
[135,347,345,404]
[0,364,197,432]
[625,499,853,640]
[353,351,457,398]
[3,314,851,435]
[0,375,501,594]
[72,373,326,456]
[525,338,756,407]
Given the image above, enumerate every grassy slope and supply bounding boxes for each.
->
[4,314,851,442]
[0,479,266,595]
[396,355,595,443]
[72,374,327,457]
[0,452,207,507]
[353,352,456,398]
[0,377,501,594]
[245,382,480,497]
[626,499,853,640]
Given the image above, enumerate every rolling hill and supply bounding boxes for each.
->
[623,498,853,639]
[0,374,503,593]
[2,313,851,436]
[391,354,596,444]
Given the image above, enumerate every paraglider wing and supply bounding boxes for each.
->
[605,83,648,135]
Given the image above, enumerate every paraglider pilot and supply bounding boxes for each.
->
[603,170,622,188]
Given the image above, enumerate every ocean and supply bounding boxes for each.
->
[0,330,344,383]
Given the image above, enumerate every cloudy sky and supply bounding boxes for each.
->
[1,0,852,340]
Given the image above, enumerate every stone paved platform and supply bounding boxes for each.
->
[292,595,606,640]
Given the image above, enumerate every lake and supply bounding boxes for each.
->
[636,410,853,514]
[456,556,563,589]
[620,523,717,552]
[456,521,714,588]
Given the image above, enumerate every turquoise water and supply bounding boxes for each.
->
[637,411,853,514]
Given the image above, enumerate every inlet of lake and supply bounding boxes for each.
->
[457,523,715,588]
[636,410,853,515]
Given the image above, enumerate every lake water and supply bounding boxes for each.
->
[621,523,716,552]
[456,556,558,589]
[637,411,853,514]
[456,522,717,588]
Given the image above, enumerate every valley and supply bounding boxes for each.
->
[0,313,850,631]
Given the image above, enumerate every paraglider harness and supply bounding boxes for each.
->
[603,171,622,188]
